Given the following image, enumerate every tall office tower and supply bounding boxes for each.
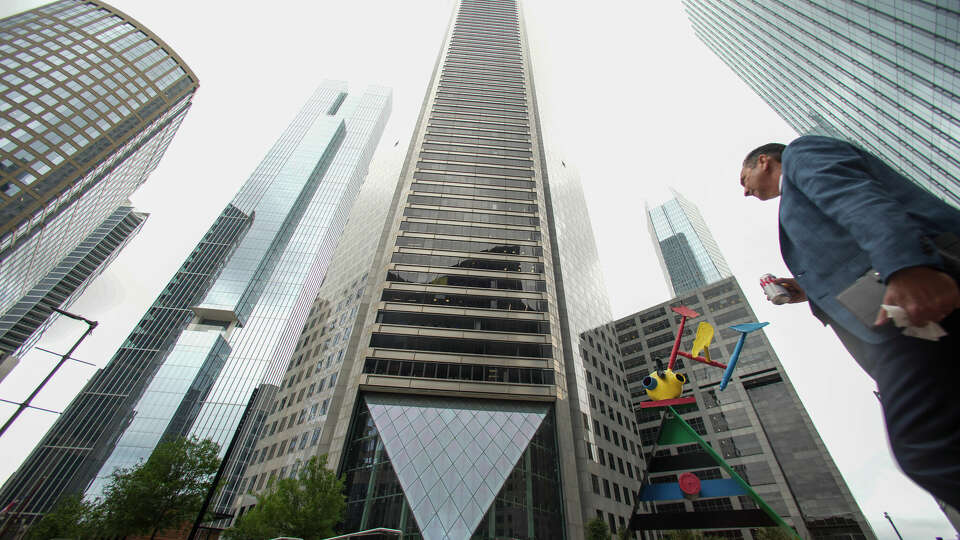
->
[682,1,960,205]
[0,203,146,364]
[648,191,731,297]
[0,0,197,365]
[0,81,390,527]
[231,2,645,539]
[618,194,873,538]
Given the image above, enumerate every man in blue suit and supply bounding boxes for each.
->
[739,135,960,509]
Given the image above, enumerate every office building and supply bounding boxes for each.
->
[648,191,731,296]
[0,81,390,527]
[617,193,873,538]
[682,0,960,205]
[0,203,146,366]
[0,0,196,364]
[230,1,644,539]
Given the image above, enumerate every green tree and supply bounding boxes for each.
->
[753,527,796,540]
[664,530,705,540]
[585,517,611,540]
[101,436,220,539]
[224,454,345,540]
[24,494,103,540]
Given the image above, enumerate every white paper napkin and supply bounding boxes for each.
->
[881,304,948,341]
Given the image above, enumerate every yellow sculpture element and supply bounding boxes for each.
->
[691,322,714,359]
[642,369,688,401]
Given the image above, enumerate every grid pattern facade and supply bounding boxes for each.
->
[231,1,645,538]
[615,277,874,539]
[0,81,391,524]
[0,203,146,358]
[0,0,196,354]
[647,192,731,297]
[683,0,960,205]
[0,203,250,522]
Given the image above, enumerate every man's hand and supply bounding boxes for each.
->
[874,266,960,326]
[773,278,808,303]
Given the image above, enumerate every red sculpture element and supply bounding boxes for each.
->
[638,396,697,408]
[667,306,700,371]
[678,472,701,499]
[676,350,727,369]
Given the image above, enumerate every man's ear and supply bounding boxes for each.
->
[756,153,768,170]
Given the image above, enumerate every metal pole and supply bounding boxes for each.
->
[883,512,904,540]
[188,388,260,540]
[0,309,96,438]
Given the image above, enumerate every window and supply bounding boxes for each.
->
[591,474,600,494]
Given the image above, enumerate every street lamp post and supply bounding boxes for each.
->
[0,308,97,438]
[883,511,904,540]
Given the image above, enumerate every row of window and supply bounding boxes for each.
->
[436,74,523,93]
[400,220,539,241]
[433,102,527,121]
[381,288,547,312]
[386,270,546,292]
[421,141,532,158]
[418,160,534,179]
[370,332,552,359]
[436,82,525,99]
[407,193,535,213]
[395,235,540,256]
[434,95,525,115]
[362,357,555,385]
[423,133,531,150]
[376,309,550,334]
[414,169,534,189]
[411,180,535,201]
[420,150,533,170]
[403,206,537,226]
[391,252,543,273]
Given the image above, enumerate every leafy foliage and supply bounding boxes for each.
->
[24,494,102,540]
[24,437,220,540]
[753,526,797,539]
[664,530,705,540]
[224,454,345,540]
[102,436,220,538]
[585,516,612,540]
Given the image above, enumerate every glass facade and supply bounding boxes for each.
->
[0,203,146,360]
[341,395,564,540]
[0,81,390,523]
[683,0,960,205]
[617,277,875,539]
[647,191,731,297]
[0,0,196,362]
[231,0,645,538]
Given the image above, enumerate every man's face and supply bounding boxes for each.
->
[739,154,781,200]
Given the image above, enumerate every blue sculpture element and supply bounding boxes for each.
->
[719,322,770,390]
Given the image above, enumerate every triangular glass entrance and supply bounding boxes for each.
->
[364,393,549,540]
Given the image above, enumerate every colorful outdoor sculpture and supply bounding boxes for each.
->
[639,306,769,408]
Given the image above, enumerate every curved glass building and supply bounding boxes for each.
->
[0,0,197,362]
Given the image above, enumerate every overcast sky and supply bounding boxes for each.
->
[0,1,954,538]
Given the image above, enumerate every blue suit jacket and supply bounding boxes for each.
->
[779,136,960,344]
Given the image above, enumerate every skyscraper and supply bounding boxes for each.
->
[0,0,196,364]
[682,1,960,205]
[619,193,873,538]
[229,1,644,539]
[0,81,390,526]
[648,190,731,296]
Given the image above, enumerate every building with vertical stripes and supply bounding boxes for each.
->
[648,190,732,297]
[0,0,196,366]
[229,1,644,539]
[682,0,960,205]
[0,81,389,529]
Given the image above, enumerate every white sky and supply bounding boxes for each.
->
[0,1,953,538]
